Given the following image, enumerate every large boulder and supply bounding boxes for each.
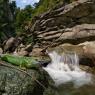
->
[4,37,22,53]
[0,62,52,95]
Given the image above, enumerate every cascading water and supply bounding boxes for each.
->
[43,50,93,87]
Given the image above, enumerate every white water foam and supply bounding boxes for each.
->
[43,51,92,87]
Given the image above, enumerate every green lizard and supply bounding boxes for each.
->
[0,54,40,69]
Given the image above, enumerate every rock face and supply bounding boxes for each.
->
[31,0,95,47]
[57,24,95,44]
[0,62,51,95]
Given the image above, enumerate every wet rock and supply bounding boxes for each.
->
[47,42,95,67]
[80,65,95,74]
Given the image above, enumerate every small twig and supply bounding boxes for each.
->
[0,61,46,89]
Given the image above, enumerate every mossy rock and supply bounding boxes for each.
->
[0,62,53,95]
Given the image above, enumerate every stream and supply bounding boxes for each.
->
[43,51,95,95]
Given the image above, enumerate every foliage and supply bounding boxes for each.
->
[33,0,78,16]
[0,0,16,44]
[15,5,33,35]
[33,0,63,16]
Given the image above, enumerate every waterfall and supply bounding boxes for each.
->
[43,51,92,87]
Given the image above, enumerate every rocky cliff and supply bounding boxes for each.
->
[31,0,95,48]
